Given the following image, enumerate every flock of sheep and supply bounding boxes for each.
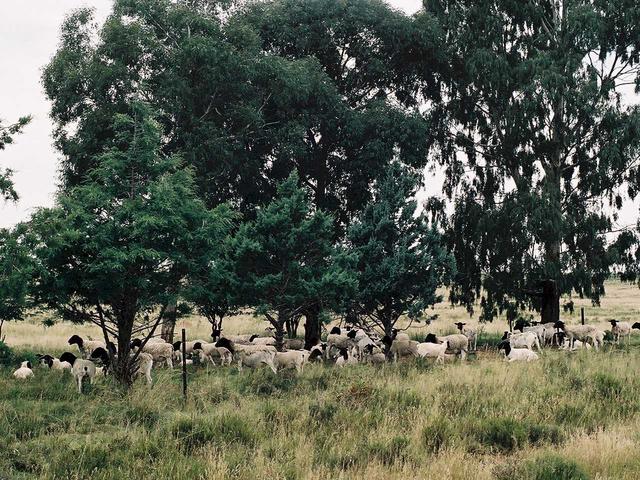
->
[11,319,640,391]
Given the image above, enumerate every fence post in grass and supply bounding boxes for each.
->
[581,307,585,325]
[181,328,187,403]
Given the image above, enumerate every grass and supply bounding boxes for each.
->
[1,280,640,479]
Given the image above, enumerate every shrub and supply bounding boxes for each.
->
[0,341,14,366]
[523,454,589,480]
[421,417,455,453]
[366,435,410,465]
[470,417,528,453]
[170,414,256,452]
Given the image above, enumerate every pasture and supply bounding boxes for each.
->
[1,280,640,479]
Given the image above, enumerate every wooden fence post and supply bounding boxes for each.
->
[581,307,585,325]
[181,328,187,403]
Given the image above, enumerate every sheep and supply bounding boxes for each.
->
[361,344,387,364]
[554,321,602,350]
[192,341,233,366]
[90,347,154,385]
[131,338,174,368]
[498,341,539,362]
[236,350,277,373]
[172,339,208,363]
[517,325,547,347]
[609,320,633,344]
[425,333,469,360]
[37,354,72,371]
[284,338,305,350]
[59,352,97,393]
[68,335,107,359]
[216,333,252,345]
[560,337,592,351]
[13,361,34,379]
[347,329,380,359]
[416,338,449,364]
[502,331,541,351]
[274,350,310,373]
[326,327,356,358]
[308,344,327,363]
[453,322,478,351]
[334,346,359,367]
[381,336,419,362]
[249,335,276,346]
[391,328,411,342]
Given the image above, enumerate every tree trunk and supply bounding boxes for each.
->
[274,312,286,353]
[304,304,322,350]
[540,279,560,324]
[113,310,136,388]
[160,300,177,343]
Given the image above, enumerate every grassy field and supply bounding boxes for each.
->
[1,281,640,479]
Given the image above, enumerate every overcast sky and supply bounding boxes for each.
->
[0,0,638,231]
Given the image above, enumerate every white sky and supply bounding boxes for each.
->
[0,0,637,231]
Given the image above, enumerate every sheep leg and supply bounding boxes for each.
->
[77,376,83,394]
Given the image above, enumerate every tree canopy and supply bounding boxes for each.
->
[0,116,31,202]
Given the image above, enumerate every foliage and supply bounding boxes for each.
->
[232,172,356,348]
[0,115,31,201]
[0,224,34,331]
[346,163,454,335]
[423,0,640,321]
[28,104,231,385]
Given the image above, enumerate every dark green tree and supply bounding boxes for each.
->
[422,0,640,323]
[0,116,31,201]
[347,163,455,338]
[232,172,356,351]
[29,104,231,386]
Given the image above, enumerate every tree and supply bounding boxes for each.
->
[232,172,356,351]
[422,0,640,323]
[29,104,231,386]
[346,163,455,338]
[0,116,31,201]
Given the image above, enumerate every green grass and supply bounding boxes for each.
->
[4,343,640,479]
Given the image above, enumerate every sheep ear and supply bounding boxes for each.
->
[26,361,32,369]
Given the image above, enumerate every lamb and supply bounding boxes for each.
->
[554,321,602,350]
[37,354,72,371]
[609,320,633,344]
[416,338,449,364]
[361,344,387,364]
[274,350,310,373]
[425,333,469,360]
[498,341,539,362]
[192,341,233,366]
[560,337,592,351]
[59,352,98,393]
[68,335,107,359]
[502,331,541,351]
[90,347,154,385]
[13,361,34,379]
[453,322,478,351]
[249,335,276,346]
[131,338,173,368]
[236,350,277,373]
[381,336,419,362]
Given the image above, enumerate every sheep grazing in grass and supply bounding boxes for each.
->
[249,335,276,346]
[516,325,547,347]
[90,347,154,386]
[391,328,411,342]
[192,342,233,366]
[453,322,478,351]
[347,329,379,359]
[424,333,469,360]
[37,354,72,371]
[237,350,277,373]
[554,321,602,350]
[335,347,359,367]
[498,341,539,362]
[416,337,449,364]
[172,339,208,363]
[326,327,356,359]
[308,344,326,363]
[68,335,107,359]
[13,361,34,379]
[502,331,541,351]
[131,338,173,368]
[59,352,97,393]
[609,320,633,344]
[381,336,419,362]
[274,350,310,373]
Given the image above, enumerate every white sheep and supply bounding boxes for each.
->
[498,341,539,362]
[516,325,547,347]
[561,338,592,351]
[453,322,478,351]
[554,321,602,350]
[416,339,449,364]
[37,354,72,371]
[502,331,541,351]
[68,335,107,359]
[347,329,379,359]
[335,346,359,367]
[131,338,173,368]
[193,341,233,366]
[361,344,387,364]
[172,339,208,363]
[391,329,411,342]
[13,361,34,379]
[249,335,276,346]
[326,327,356,359]
[59,352,98,393]
[274,350,309,373]
[90,347,154,385]
[424,333,469,360]
[381,336,419,362]
[237,350,277,373]
[609,320,633,344]
[284,338,305,350]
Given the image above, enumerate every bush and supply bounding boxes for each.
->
[170,414,256,452]
[0,341,14,366]
[366,435,410,465]
[470,417,529,453]
[524,455,589,480]
[422,417,455,453]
